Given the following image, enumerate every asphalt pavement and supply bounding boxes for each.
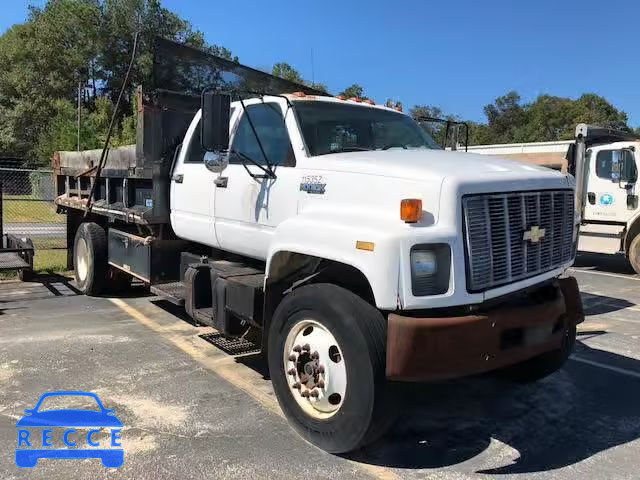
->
[0,252,639,479]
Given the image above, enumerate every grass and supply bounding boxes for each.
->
[33,249,68,274]
[2,197,62,223]
[0,250,69,280]
[0,195,68,279]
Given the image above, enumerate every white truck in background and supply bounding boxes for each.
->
[467,126,640,274]
[51,37,585,454]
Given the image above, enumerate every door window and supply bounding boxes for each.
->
[230,103,294,166]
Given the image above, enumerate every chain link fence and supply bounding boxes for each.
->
[0,167,67,273]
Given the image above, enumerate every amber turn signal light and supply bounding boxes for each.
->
[400,199,422,223]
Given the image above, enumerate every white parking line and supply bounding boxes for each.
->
[570,355,640,379]
[569,268,640,281]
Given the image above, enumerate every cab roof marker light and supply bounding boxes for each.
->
[400,199,422,223]
[348,97,362,103]
[363,99,375,105]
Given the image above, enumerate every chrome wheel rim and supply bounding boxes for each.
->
[283,319,346,419]
[75,237,89,282]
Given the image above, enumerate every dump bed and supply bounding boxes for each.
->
[53,37,324,226]
[53,88,199,225]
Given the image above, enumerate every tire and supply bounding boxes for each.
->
[628,233,640,275]
[268,283,395,453]
[496,325,577,383]
[74,222,108,295]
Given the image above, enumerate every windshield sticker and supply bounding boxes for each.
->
[599,193,614,206]
[300,176,326,195]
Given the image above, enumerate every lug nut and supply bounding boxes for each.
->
[317,365,325,374]
[288,368,297,376]
[288,354,297,362]
[302,343,311,351]
[317,379,325,389]
[301,390,310,398]
[293,345,302,353]
[292,382,301,389]
[309,389,319,398]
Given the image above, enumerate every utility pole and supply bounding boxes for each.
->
[77,78,82,152]
[77,67,87,151]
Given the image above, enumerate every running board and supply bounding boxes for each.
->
[150,281,185,306]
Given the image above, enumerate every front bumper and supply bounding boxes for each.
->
[386,276,584,381]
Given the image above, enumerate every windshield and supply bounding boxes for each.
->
[294,101,441,156]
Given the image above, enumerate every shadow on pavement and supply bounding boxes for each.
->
[349,341,640,474]
[575,251,636,275]
[581,291,635,315]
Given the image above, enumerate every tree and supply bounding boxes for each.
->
[339,84,366,99]
[0,0,236,163]
[482,91,528,143]
[272,62,305,84]
[309,82,328,93]
[0,0,101,157]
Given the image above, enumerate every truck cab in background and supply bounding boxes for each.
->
[568,125,640,273]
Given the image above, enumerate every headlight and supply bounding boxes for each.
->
[410,244,451,296]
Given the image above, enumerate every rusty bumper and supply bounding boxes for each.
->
[386,277,584,381]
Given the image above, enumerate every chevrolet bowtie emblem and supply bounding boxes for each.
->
[523,225,546,244]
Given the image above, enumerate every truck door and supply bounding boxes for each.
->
[214,101,298,260]
[580,144,638,253]
[584,144,638,223]
[170,112,220,247]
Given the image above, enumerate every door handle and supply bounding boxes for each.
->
[172,174,184,184]
[214,177,228,188]
[587,192,596,205]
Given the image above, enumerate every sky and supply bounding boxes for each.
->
[3,0,640,125]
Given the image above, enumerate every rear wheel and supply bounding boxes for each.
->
[268,283,395,453]
[74,222,108,295]
[628,233,640,275]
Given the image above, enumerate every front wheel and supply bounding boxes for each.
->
[268,283,395,453]
[628,233,640,275]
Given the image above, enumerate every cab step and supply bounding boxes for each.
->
[150,253,266,338]
[150,281,185,306]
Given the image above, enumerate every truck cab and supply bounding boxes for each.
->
[579,140,639,252]
[54,89,584,455]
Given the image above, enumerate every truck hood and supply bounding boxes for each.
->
[311,148,563,183]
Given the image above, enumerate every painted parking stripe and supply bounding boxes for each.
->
[109,298,401,480]
[570,355,640,379]
[568,268,640,281]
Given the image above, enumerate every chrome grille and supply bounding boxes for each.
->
[462,190,575,292]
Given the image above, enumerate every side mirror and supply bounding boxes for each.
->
[201,92,231,152]
[204,151,228,173]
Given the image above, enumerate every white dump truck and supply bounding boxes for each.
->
[52,37,584,453]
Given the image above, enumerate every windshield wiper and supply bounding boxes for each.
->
[230,150,276,179]
[379,143,408,150]
[318,147,375,155]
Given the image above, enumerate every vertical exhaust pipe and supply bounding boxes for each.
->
[572,124,589,222]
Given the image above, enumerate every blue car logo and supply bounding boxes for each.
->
[15,391,123,468]
[599,193,614,206]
